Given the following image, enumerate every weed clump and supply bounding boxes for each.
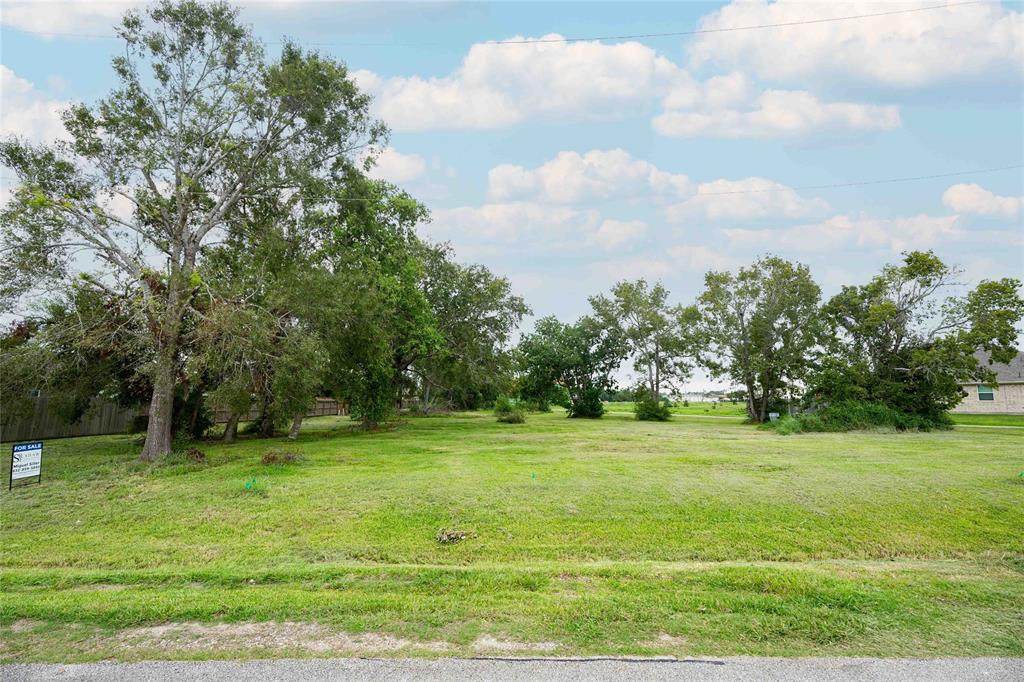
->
[185,447,207,463]
[261,451,304,465]
[437,528,474,544]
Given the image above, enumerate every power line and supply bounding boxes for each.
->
[1,1,986,47]
[695,164,1024,196]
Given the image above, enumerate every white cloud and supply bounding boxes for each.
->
[357,35,895,139]
[590,219,648,250]
[355,35,683,132]
[488,149,690,203]
[666,177,830,221]
[942,183,1023,219]
[429,202,601,246]
[653,88,900,139]
[0,66,68,143]
[590,257,674,280]
[689,0,1024,88]
[367,147,427,183]
[486,150,826,221]
[589,244,737,280]
[723,213,963,253]
[0,1,137,34]
[667,245,737,271]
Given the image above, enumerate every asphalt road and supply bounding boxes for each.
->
[4,657,1022,681]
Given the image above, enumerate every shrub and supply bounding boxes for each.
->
[635,398,671,421]
[763,400,952,434]
[494,395,526,424]
[520,398,552,413]
[567,387,604,418]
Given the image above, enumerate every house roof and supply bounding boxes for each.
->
[973,349,1024,384]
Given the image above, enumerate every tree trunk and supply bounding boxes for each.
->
[258,409,275,438]
[140,351,176,460]
[138,266,188,461]
[222,413,240,443]
[744,379,757,422]
[288,414,304,440]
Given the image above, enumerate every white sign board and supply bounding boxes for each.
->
[11,441,43,484]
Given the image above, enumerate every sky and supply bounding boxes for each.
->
[2,0,1023,390]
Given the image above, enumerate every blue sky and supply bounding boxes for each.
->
[2,1,1023,389]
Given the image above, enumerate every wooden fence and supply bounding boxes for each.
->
[2,396,345,442]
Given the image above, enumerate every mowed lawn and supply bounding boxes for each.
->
[1,411,1022,661]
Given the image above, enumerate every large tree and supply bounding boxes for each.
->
[311,178,439,429]
[518,315,626,418]
[687,256,825,422]
[412,244,530,410]
[0,1,384,458]
[814,251,1023,419]
[589,279,691,403]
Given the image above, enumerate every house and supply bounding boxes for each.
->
[951,350,1024,415]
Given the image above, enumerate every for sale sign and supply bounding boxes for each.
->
[10,442,43,489]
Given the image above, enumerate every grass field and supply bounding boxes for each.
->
[1,411,1022,662]
[604,401,1024,427]
[947,413,1024,427]
[603,400,748,417]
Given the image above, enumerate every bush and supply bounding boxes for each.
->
[763,400,952,434]
[519,398,551,413]
[494,395,526,424]
[567,387,604,418]
[635,398,671,421]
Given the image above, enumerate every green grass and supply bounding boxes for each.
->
[602,400,748,417]
[949,413,1024,427]
[1,411,1022,661]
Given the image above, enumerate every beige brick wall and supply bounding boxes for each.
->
[951,382,1024,414]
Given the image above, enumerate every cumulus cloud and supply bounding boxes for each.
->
[666,177,830,221]
[653,87,900,139]
[590,219,648,250]
[723,213,963,253]
[667,245,738,271]
[590,244,737,280]
[942,183,1023,219]
[354,36,682,132]
[0,1,137,34]
[0,66,68,143]
[355,36,898,139]
[688,0,1024,88]
[429,202,601,246]
[367,147,427,183]
[488,149,690,203]
[486,150,827,221]
[590,256,674,280]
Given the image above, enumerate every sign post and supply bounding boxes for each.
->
[9,442,43,490]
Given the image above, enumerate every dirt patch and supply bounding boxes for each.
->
[640,633,687,649]
[471,634,558,653]
[118,622,449,654]
[8,619,43,633]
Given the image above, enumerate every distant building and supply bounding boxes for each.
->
[951,350,1024,415]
